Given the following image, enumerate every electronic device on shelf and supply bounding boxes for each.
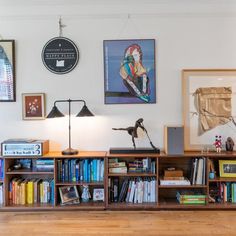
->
[1,139,49,156]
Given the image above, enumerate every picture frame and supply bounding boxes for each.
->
[182,69,236,151]
[93,188,104,201]
[0,40,16,102]
[219,160,236,177]
[22,93,45,120]
[103,39,156,104]
[59,186,80,204]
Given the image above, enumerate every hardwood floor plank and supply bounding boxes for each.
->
[0,211,236,236]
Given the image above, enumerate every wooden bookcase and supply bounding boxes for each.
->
[0,151,236,210]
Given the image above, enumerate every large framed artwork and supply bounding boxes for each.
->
[183,69,236,151]
[103,39,156,104]
[0,40,15,102]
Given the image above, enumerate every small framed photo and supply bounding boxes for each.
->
[0,40,16,102]
[93,188,104,201]
[22,93,45,120]
[219,160,236,177]
[59,186,80,204]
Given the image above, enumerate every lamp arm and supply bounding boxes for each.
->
[53,99,86,107]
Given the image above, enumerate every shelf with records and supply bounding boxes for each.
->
[108,177,157,206]
[106,154,158,207]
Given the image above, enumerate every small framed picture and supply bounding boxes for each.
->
[219,160,236,177]
[93,188,104,201]
[59,186,80,204]
[22,93,45,120]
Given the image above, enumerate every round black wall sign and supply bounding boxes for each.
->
[42,37,79,74]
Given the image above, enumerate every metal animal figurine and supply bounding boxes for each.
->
[226,137,234,152]
[112,118,157,150]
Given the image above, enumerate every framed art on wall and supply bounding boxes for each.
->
[103,39,156,104]
[0,40,15,102]
[182,69,236,151]
[22,93,45,120]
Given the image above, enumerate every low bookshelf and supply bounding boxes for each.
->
[0,151,236,210]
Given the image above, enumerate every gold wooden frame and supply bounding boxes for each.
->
[219,160,236,177]
[182,69,236,151]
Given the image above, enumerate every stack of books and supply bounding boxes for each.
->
[128,158,155,173]
[9,178,54,205]
[176,191,206,205]
[109,177,156,203]
[109,159,127,174]
[34,159,54,172]
[160,168,190,186]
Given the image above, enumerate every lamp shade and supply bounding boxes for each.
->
[76,105,94,117]
[46,106,64,118]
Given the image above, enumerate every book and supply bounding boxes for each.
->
[160,178,191,186]
[109,167,127,174]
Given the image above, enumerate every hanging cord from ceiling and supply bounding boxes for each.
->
[59,16,66,37]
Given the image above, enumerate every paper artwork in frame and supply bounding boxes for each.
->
[219,160,236,177]
[103,39,156,104]
[59,186,80,204]
[0,40,15,102]
[22,93,45,120]
[183,69,236,151]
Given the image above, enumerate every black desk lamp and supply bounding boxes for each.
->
[47,99,94,155]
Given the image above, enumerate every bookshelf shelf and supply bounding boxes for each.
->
[107,202,158,209]
[56,181,104,186]
[6,170,54,175]
[57,203,105,210]
[108,173,156,177]
[158,185,208,189]
[209,177,236,182]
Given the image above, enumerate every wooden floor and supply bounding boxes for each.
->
[0,211,236,235]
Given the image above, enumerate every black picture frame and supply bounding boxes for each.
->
[0,40,16,102]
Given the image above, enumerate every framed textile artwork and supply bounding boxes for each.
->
[22,93,45,120]
[0,40,15,101]
[103,39,156,104]
[182,69,236,151]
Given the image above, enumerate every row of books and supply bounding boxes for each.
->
[0,184,3,205]
[57,159,104,183]
[176,191,206,205]
[9,178,54,205]
[0,159,3,179]
[210,182,236,203]
[109,177,156,203]
[190,158,206,185]
[108,158,156,174]
[14,159,54,172]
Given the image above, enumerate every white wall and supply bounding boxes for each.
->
[0,0,236,151]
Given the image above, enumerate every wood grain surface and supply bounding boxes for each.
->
[0,211,236,236]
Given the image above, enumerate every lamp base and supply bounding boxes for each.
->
[62,147,78,155]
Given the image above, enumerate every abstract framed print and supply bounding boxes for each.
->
[104,39,156,104]
[0,40,15,101]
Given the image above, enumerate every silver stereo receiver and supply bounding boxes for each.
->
[1,139,49,156]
